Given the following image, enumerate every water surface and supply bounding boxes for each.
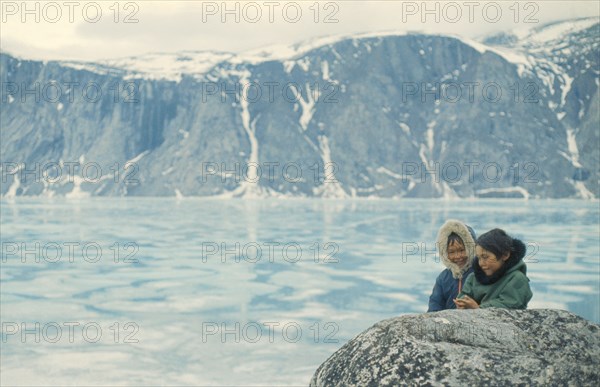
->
[1,198,598,386]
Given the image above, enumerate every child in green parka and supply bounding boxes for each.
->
[454,228,532,309]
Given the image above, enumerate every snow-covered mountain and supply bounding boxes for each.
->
[1,18,598,198]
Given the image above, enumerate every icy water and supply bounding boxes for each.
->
[1,198,599,386]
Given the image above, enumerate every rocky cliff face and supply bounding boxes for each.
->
[1,18,598,198]
[310,308,600,386]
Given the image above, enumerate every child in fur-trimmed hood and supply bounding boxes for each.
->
[427,219,477,312]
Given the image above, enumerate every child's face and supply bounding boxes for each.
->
[476,245,509,276]
[448,240,468,268]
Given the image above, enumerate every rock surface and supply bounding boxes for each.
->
[310,309,600,386]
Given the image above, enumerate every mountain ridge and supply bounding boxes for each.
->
[1,17,598,199]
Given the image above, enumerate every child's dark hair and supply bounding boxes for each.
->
[447,232,464,248]
[476,228,526,261]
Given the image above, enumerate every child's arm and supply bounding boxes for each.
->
[427,275,445,312]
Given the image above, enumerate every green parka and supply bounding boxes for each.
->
[458,259,532,309]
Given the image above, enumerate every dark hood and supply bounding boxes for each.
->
[474,250,528,285]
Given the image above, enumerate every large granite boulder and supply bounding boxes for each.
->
[310,309,600,386]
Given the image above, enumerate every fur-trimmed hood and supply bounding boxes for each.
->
[436,220,477,279]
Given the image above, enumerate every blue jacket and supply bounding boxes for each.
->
[428,266,474,312]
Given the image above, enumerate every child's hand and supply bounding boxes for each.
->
[453,295,479,309]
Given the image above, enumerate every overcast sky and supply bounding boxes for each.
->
[1,1,598,62]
